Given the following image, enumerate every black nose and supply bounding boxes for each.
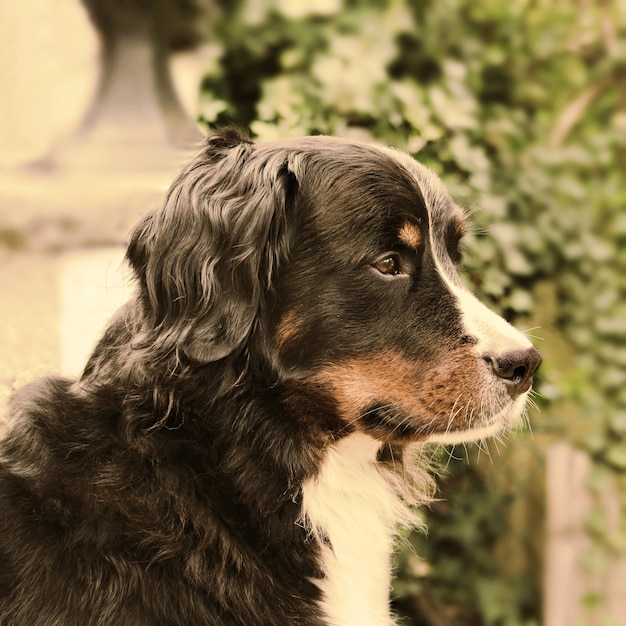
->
[484,347,542,398]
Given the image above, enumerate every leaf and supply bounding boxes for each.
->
[605,445,626,470]
[508,289,533,313]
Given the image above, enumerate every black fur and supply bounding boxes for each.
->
[0,130,538,625]
[1,131,331,626]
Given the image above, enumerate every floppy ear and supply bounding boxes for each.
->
[126,132,299,363]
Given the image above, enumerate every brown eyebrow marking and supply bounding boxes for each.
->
[398,222,422,249]
[453,215,466,240]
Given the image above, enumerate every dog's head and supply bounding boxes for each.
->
[126,129,540,444]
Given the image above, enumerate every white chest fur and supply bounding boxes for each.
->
[300,433,418,626]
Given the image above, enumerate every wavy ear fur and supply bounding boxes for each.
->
[126,131,298,363]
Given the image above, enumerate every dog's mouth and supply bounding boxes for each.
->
[359,405,427,442]
[311,349,534,445]
[357,397,522,445]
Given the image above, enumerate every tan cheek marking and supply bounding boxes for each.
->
[398,222,422,249]
[313,350,504,435]
[275,310,302,348]
[405,351,498,433]
[313,353,414,423]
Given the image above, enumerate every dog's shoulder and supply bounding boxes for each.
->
[2,376,81,462]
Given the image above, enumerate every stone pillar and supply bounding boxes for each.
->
[0,0,213,250]
[0,1,213,418]
[55,0,208,173]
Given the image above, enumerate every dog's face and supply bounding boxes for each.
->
[127,131,540,445]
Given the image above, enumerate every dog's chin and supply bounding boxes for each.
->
[423,395,529,445]
[359,395,528,445]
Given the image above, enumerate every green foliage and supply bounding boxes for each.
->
[198,1,626,623]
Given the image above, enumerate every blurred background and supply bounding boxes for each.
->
[1,1,625,625]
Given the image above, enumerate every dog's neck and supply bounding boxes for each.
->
[300,433,418,626]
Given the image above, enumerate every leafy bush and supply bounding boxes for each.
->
[199,1,626,623]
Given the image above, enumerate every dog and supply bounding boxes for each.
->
[0,129,541,626]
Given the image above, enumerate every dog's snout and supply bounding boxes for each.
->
[484,347,542,398]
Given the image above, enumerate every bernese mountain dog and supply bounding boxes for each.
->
[0,129,541,626]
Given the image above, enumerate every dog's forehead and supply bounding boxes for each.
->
[375,144,465,230]
[259,136,465,251]
[298,139,465,243]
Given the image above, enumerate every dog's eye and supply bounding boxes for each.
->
[373,255,401,276]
